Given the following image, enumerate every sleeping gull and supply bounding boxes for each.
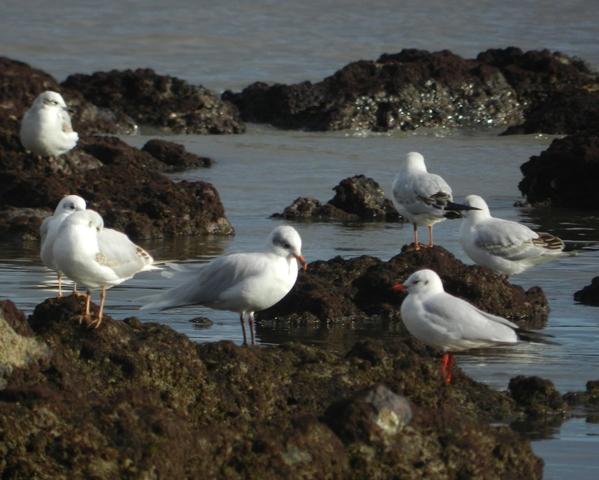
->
[391,152,477,250]
[40,194,87,296]
[141,225,307,345]
[459,194,565,275]
[393,269,553,383]
[53,209,155,327]
[20,91,79,158]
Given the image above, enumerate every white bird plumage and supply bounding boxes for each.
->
[20,91,79,157]
[141,225,307,345]
[53,209,155,327]
[391,152,475,249]
[459,194,565,275]
[40,195,87,295]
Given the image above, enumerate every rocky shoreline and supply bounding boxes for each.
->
[2,246,597,478]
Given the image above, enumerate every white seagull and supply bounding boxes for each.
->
[20,90,79,158]
[392,269,552,383]
[459,194,565,275]
[53,209,155,327]
[40,195,87,296]
[391,152,477,250]
[141,225,307,345]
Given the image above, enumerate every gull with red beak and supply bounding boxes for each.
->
[141,225,307,345]
[392,269,553,384]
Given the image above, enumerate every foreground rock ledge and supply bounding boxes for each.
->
[0,297,542,479]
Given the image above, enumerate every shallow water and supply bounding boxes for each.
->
[2,1,599,476]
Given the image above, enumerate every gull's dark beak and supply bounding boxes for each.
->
[391,283,407,293]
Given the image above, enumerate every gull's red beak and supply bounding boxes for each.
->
[391,283,407,293]
[295,255,308,271]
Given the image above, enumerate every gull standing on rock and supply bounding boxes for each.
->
[53,209,155,328]
[391,152,477,250]
[40,195,87,296]
[20,91,79,158]
[393,269,553,384]
[459,194,565,275]
[140,225,307,345]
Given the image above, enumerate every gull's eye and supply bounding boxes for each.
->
[96,227,100,232]
[68,204,75,210]
[282,242,291,249]
[424,280,429,285]
[413,280,420,285]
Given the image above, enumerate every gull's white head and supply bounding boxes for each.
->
[268,225,307,270]
[33,91,69,111]
[463,194,491,220]
[53,195,87,215]
[401,152,427,173]
[393,269,444,296]
[64,209,104,233]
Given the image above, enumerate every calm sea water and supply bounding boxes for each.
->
[2,2,599,477]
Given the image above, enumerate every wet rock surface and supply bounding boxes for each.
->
[518,135,599,208]
[503,90,599,135]
[62,68,245,134]
[574,276,599,306]
[508,376,567,417]
[260,245,549,330]
[0,131,233,240]
[141,138,212,171]
[0,296,545,479]
[272,175,400,222]
[224,47,598,134]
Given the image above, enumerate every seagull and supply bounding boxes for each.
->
[40,195,87,296]
[53,209,155,328]
[20,90,79,158]
[392,269,553,384]
[140,225,307,345]
[459,195,565,275]
[391,152,477,250]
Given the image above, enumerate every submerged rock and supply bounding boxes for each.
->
[62,68,246,134]
[0,296,544,479]
[260,245,549,330]
[273,175,400,222]
[519,135,599,208]
[574,276,599,306]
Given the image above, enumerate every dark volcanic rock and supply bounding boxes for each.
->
[260,245,549,330]
[477,47,596,103]
[509,376,567,417]
[0,297,544,479]
[62,68,245,134]
[142,139,212,171]
[324,384,412,444]
[273,175,400,222]
[224,49,522,132]
[225,47,599,135]
[0,133,233,240]
[574,276,599,306]
[0,56,136,135]
[503,90,599,135]
[519,135,599,208]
